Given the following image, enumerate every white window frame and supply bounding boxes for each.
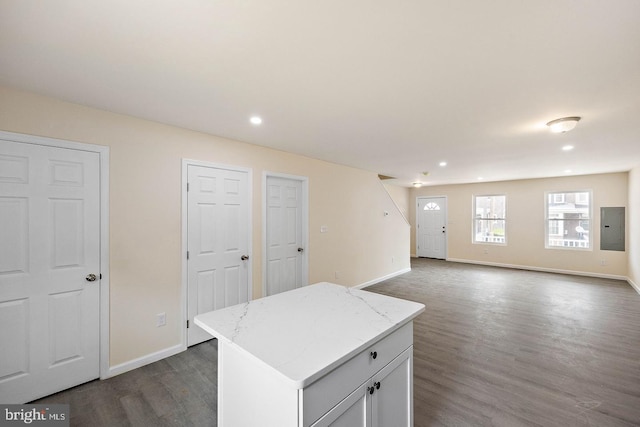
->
[545,190,592,251]
[472,194,507,245]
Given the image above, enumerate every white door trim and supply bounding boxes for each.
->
[0,130,110,380]
[416,195,448,259]
[262,172,309,297]
[181,159,253,348]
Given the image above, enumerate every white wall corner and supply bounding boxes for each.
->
[628,277,640,295]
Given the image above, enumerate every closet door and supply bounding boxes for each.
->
[187,164,250,346]
[0,139,101,403]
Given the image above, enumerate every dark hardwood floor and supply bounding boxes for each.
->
[35,258,640,426]
[368,259,640,427]
[34,338,219,426]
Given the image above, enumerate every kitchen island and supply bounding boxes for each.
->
[194,282,425,426]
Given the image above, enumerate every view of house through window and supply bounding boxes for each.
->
[474,195,506,244]
[546,191,591,249]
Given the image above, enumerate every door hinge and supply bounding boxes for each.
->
[187,251,190,260]
[187,182,190,192]
[187,320,190,328]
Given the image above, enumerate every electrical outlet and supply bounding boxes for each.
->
[600,259,607,266]
[156,312,166,327]
[391,256,395,264]
[320,225,328,233]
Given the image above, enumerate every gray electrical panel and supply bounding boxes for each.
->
[600,207,625,251]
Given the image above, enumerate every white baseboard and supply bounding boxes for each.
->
[628,277,640,295]
[104,343,186,379]
[355,267,411,290]
[446,258,628,281]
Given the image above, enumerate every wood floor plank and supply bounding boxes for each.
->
[33,258,640,426]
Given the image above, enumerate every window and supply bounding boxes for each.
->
[545,191,591,249]
[473,195,506,244]
[423,202,441,211]
[575,192,589,204]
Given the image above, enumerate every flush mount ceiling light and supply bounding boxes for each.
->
[250,116,263,125]
[546,116,581,133]
[439,161,447,167]
[413,182,423,188]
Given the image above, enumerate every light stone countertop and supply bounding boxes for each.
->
[194,282,425,389]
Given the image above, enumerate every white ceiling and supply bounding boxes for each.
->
[1,0,639,187]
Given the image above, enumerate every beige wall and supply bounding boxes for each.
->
[0,85,410,367]
[382,182,410,221]
[409,173,629,278]
[629,166,640,290]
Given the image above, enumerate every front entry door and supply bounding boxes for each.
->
[0,139,100,403]
[416,197,447,259]
[187,164,250,346]
[265,176,306,296]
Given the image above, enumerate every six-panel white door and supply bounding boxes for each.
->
[416,197,447,259]
[0,140,100,403]
[187,165,250,346]
[265,176,304,296]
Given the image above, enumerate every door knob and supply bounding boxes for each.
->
[241,255,249,261]
[298,247,304,253]
[86,273,97,282]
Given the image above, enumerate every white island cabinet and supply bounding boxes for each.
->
[194,282,425,427]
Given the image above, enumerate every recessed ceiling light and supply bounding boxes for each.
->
[413,182,423,188]
[250,116,263,125]
[439,161,447,167]
[564,169,572,174]
[477,177,484,181]
[562,145,574,151]
[546,116,581,133]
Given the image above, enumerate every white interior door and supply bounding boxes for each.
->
[265,176,305,296]
[416,197,447,259]
[0,140,100,403]
[187,164,250,346]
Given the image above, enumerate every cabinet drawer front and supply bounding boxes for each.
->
[302,322,413,427]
